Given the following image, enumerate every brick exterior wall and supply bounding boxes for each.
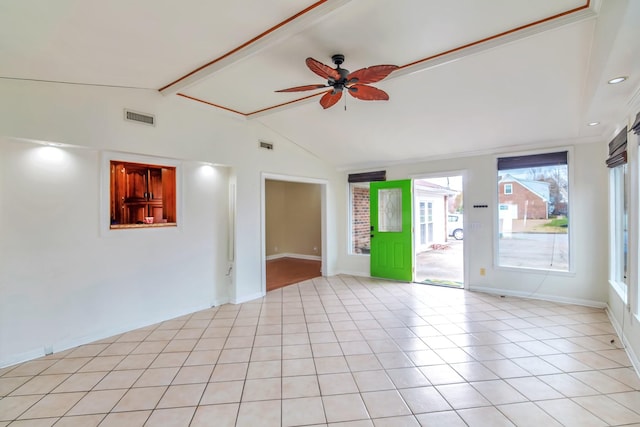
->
[499,182,548,219]
[351,185,370,254]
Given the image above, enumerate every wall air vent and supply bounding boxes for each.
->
[124,109,155,126]
[259,141,274,150]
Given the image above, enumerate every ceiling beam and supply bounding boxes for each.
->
[159,0,353,96]
[395,2,596,80]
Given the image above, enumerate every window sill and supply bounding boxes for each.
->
[110,223,177,230]
[608,279,628,303]
[495,265,575,277]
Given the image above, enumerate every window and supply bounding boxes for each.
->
[427,202,434,242]
[419,202,426,245]
[378,188,403,232]
[606,127,629,300]
[610,164,628,299]
[110,160,177,229]
[350,182,371,254]
[632,114,640,313]
[497,151,569,271]
[348,170,386,255]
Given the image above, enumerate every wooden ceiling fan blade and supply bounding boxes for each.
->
[347,65,399,84]
[306,57,340,80]
[275,84,327,93]
[348,84,389,101]
[320,90,342,109]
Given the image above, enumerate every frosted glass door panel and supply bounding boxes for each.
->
[378,188,402,232]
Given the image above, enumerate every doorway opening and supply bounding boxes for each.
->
[413,175,464,288]
[262,175,327,292]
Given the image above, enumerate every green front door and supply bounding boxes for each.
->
[370,179,413,281]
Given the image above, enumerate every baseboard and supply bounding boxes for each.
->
[266,253,321,261]
[0,349,48,370]
[605,305,640,378]
[469,285,607,308]
[210,297,230,307]
[232,291,265,305]
[335,270,370,278]
[0,303,212,369]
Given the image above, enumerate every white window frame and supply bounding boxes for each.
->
[419,201,426,245]
[504,183,513,194]
[633,134,640,319]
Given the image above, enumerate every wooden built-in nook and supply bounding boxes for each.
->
[110,160,177,229]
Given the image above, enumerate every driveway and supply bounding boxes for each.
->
[498,232,568,270]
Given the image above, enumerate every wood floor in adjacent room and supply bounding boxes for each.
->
[266,257,321,291]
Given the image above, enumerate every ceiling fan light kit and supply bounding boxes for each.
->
[276,54,399,109]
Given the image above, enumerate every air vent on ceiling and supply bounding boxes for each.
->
[124,109,155,126]
[259,141,274,150]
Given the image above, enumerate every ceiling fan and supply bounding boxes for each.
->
[275,54,399,109]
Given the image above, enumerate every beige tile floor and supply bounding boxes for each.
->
[1,275,640,426]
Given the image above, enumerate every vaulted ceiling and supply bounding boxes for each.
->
[2,0,638,169]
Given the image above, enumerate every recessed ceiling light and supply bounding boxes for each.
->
[608,76,627,84]
[588,122,600,126]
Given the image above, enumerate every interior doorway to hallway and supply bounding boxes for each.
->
[413,175,464,288]
[262,176,327,292]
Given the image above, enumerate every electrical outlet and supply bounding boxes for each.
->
[480,268,486,276]
[274,246,278,252]
[313,246,318,252]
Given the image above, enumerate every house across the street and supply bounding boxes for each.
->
[498,174,551,220]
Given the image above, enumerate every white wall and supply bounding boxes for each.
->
[0,138,232,365]
[0,79,340,367]
[339,142,609,307]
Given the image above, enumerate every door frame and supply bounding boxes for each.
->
[260,172,328,294]
[410,170,468,289]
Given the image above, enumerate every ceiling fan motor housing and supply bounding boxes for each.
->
[328,54,351,89]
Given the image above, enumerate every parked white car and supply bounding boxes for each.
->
[447,214,463,240]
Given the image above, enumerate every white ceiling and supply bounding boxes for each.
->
[2,0,639,169]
